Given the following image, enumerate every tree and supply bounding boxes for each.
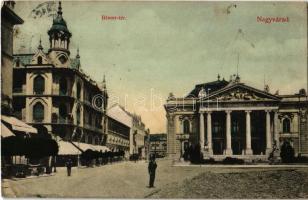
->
[1,136,26,156]
[24,138,59,159]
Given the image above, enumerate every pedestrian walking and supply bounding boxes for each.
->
[65,159,73,176]
[148,154,157,188]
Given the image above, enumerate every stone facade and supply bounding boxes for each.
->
[1,1,23,115]
[12,2,108,146]
[165,76,308,160]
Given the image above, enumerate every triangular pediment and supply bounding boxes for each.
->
[30,50,50,65]
[201,83,281,102]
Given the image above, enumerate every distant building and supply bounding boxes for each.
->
[1,1,23,115]
[129,113,148,159]
[149,133,167,158]
[106,104,131,155]
[106,104,150,158]
[165,75,308,160]
[12,2,108,148]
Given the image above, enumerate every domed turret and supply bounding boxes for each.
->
[48,2,72,53]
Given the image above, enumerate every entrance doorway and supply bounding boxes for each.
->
[231,111,245,155]
[251,111,266,155]
[212,112,226,155]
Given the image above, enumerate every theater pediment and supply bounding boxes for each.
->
[203,84,281,102]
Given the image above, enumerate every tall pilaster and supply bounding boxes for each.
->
[166,114,176,157]
[207,111,213,155]
[274,111,279,144]
[225,110,233,155]
[266,110,272,154]
[199,112,205,149]
[245,110,253,155]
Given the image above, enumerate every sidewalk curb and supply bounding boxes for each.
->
[173,164,308,168]
[5,173,55,181]
[144,189,161,198]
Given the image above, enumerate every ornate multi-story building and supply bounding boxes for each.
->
[12,2,108,146]
[165,75,308,161]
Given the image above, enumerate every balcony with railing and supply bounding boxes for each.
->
[52,88,75,98]
[51,113,73,125]
[84,123,103,133]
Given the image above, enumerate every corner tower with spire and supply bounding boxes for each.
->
[12,1,111,152]
[47,1,72,67]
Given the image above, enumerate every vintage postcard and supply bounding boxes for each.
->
[1,0,308,198]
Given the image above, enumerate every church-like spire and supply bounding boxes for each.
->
[57,1,63,16]
[76,47,80,59]
[102,74,107,90]
[38,36,43,50]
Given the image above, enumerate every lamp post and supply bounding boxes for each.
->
[53,135,57,173]
[146,130,150,162]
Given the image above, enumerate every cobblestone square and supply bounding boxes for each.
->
[2,159,308,198]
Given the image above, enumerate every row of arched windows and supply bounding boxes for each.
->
[33,74,82,99]
[33,102,82,125]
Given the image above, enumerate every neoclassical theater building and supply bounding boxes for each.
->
[165,75,308,160]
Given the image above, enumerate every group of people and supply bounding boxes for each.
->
[64,154,158,188]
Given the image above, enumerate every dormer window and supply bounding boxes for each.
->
[16,58,20,67]
[37,56,42,64]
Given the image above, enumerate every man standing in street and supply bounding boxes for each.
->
[65,159,73,176]
[148,154,157,188]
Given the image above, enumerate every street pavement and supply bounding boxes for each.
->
[2,159,204,198]
[2,159,308,198]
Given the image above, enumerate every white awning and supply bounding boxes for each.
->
[1,115,37,134]
[72,142,110,152]
[1,122,15,138]
[58,140,82,155]
[92,145,110,152]
[72,142,95,151]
